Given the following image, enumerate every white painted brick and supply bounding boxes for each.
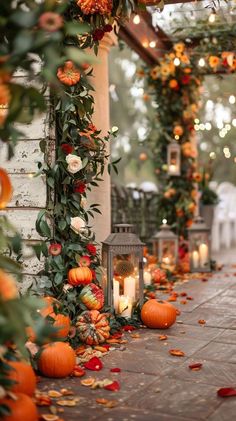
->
[0,140,44,173]
[4,209,42,240]
[9,174,47,208]
[15,112,49,139]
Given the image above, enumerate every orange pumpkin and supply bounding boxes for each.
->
[0,393,38,421]
[141,299,176,329]
[57,61,81,86]
[68,267,93,286]
[38,342,76,378]
[0,168,13,210]
[0,270,18,301]
[41,296,71,339]
[6,361,36,396]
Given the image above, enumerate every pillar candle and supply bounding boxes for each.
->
[113,279,120,313]
[169,164,177,174]
[118,295,132,318]
[199,243,208,267]
[144,271,152,286]
[124,276,136,303]
[192,250,199,268]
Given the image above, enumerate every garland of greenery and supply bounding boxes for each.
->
[142,33,236,238]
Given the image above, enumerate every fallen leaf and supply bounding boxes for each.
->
[104,381,120,392]
[110,368,121,373]
[122,325,136,331]
[84,357,103,371]
[35,395,52,407]
[180,300,187,305]
[48,391,62,399]
[189,363,203,371]
[130,334,140,339]
[106,339,122,344]
[201,278,208,282]
[94,346,108,353]
[57,400,77,407]
[105,400,118,408]
[81,377,95,387]
[168,296,177,302]
[180,292,187,297]
[169,349,185,357]
[159,335,168,341]
[198,319,206,325]
[217,388,236,397]
[60,389,74,396]
[176,309,181,316]
[96,398,109,404]
[72,365,85,377]
[187,296,194,300]
[40,415,59,421]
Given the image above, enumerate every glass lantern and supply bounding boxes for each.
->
[102,224,144,318]
[167,142,181,176]
[188,216,211,272]
[152,221,178,271]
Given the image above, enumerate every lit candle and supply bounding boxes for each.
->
[199,243,208,267]
[144,271,152,286]
[162,256,171,265]
[192,250,199,268]
[113,279,120,313]
[124,276,136,303]
[119,295,132,318]
[169,164,177,173]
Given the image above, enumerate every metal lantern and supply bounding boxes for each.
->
[152,222,178,270]
[188,216,211,272]
[102,224,144,318]
[167,142,181,176]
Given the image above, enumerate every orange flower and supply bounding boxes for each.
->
[192,172,202,183]
[38,12,63,32]
[176,208,184,217]
[180,54,190,64]
[150,66,159,80]
[57,61,81,86]
[188,202,196,213]
[186,219,193,228]
[191,189,197,199]
[0,70,11,84]
[0,270,18,301]
[77,0,112,15]
[169,79,179,90]
[173,125,184,137]
[184,67,192,74]
[209,56,220,69]
[0,84,11,105]
[0,104,8,127]
[174,42,185,53]
[164,188,176,199]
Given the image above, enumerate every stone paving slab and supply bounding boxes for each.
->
[38,268,236,420]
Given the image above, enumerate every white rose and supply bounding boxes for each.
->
[80,197,87,208]
[70,216,86,234]
[66,154,83,174]
[63,283,73,293]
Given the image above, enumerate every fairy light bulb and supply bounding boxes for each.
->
[174,57,180,66]
[229,95,236,104]
[162,219,167,225]
[149,41,156,48]
[133,14,140,25]
[209,12,216,23]
[198,58,205,67]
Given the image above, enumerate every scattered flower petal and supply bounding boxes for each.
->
[81,377,95,387]
[57,400,77,407]
[198,319,206,325]
[84,357,103,371]
[189,363,203,371]
[110,368,121,373]
[122,325,136,331]
[159,335,168,341]
[217,388,236,397]
[169,349,185,357]
[104,381,120,392]
[48,390,62,398]
[72,365,86,377]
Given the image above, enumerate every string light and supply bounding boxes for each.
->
[209,152,216,160]
[194,118,200,124]
[175,135,179,140]
[232,119,236,127]
[198,58,205,67]
[149,41,156,48]
[205,122,212,131]
[133,14,140,25]
[229,95,236,104]
[208,12,216,23]
[174,57,180,66]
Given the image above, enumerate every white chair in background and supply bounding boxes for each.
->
[212,182,235,251]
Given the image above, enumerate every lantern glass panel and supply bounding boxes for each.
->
[167,143,181,176]
[159,239,177,267]
[190,232,210,271]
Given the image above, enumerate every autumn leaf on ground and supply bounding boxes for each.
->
[57,400,77,407]
[84,356,103,371]
[180,300,187,305]
[35,395,52,407]
[187,296,194,300]
[217,388,236,397]
[94,346,108,353]
[159,335,168,341]
[81,377,95,387]
[104,381,120,391]
[40,415,59,421]
[198,319,206,325]
[131,333,140,339]
[110,368,121,373]
[189,363,203,371]
[72,365,85,377]
[168,296,177,302]
[169,349,185,357]
[180,292,187,297]
[48,390,62,398]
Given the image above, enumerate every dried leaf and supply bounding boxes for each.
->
[176,309,181,316]
[35,395,52,407]
[81,377,95,387]
[84,357,103,371]
[72,365,85,377]
[60,389,74,396]
[40,415,59,421]
[159,335,168,341]
[104,381,120,392]
[94,346,108,353]
[180,292,187,297]
[130,334,140,339]
[168,296,177,302]
[57,400,77,407]
[187,296,194,300]
[180,300,187,305]
[48,391,62,399]
[201,278,208,282]
[217,388,236,397]
[198,319,206,325]
[169,349,185,357]
[96,398,109,404]
[189,363,203,371]
[105,400,118,408]
[110,368,121,373]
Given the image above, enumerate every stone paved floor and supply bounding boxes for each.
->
[39,265,236,421]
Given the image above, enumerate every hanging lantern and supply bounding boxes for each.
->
[188,216,211,273]
[102,224,144,318]
[152,221,178,271]
[167,142,181,176]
